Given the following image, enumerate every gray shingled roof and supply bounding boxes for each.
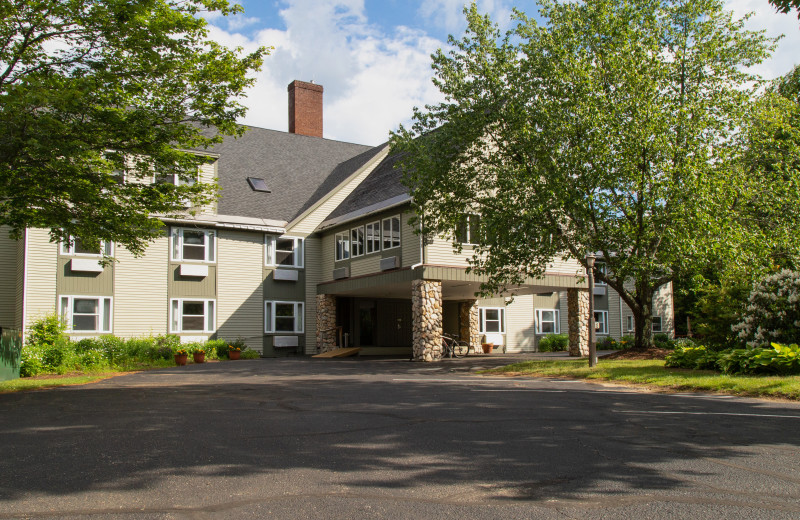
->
[203,126,373,222]
[324,151,411,221]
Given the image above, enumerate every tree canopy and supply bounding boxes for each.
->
[0,0,266,255]
[392,0,778,348]
[768,0,800,18]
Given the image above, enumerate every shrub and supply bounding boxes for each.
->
[96,335,126,364]
[27,313,66,348]
[619,335,635,349]
[653,333,675,350]
[716,343,800,376]
[732,269,800,347]
[665,345,719,370]
[184,341,206,355]
[596,336,622,350]
[20,345,44,377]
[78,350,109,370]
[154,335,181,360]
[205,339,227,360]
[241,349,260,359]
[538,334,569,352]
[125,337,159,361]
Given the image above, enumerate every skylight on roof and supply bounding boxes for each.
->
[247,177,270,192]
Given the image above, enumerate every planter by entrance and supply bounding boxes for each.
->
[228,350,241,360]
[193,352,205,364]
[174,354,188,366]
[481,343,494,354]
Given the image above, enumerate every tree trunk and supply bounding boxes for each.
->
[632,281,654,350]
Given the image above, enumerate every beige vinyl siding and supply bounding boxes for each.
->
[506,294,536,352]
[288,147,390,236]
[24,228,58,332]
[304,237,322,354]
[400,214,420,266]
[547,256,584,276]
[425,235,471,267]
[197,160,218,215]
[0,227,18,329]
[216,230,264,352]
[653,282,675,337]
[113,234,169,337]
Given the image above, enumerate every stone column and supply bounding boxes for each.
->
[459,299,480,350]
[316,294,337,353]
[567,288,590,357]
[412,280,443,361]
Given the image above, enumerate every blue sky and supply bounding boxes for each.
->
[204,1,800,146]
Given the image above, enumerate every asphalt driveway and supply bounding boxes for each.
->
[1,356,799,519]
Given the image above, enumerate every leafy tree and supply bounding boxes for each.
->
[0,0,266,255]
[769,0,800,18]
[393,0,777,349]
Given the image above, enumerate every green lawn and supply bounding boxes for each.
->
[482,359,800,400]
[0,373,119,393]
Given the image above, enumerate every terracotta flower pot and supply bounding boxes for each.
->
[193,352,205,364]
[481,343,494,354]
[174,354,188,366]
[228,350,241,360]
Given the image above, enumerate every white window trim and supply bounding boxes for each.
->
[365,221,381,254]
[457,214,481,245]
[382,215,401,250]
[265,235,304,268]
[170,227,216,263]
[170,298,216,333]
[535,308,560,335]
[60,235,114,257]
[59,295,113,333]
[264,301,305,333]
[626,315,635,333]
[479,307,506,334]
[652,315,663,333]
[595,262,607,285]
[594,310,609,335]
[335,232,351,262]
[351,226,365,257]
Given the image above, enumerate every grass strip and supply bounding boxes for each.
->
[482,359,800,400]
[0,374,118,393]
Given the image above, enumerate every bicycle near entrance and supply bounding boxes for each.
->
[441,333,471,358]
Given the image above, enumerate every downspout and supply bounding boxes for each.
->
[21,229,29,343]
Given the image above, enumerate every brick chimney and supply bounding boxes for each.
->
[288,80,323,138]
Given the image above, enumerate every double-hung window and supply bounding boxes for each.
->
[536,309,560,334]
[61,236,113,257]
[365,221,381,254]
[652,316,663,333]
[594,262,607,284]
[265,236,304,267]
[626,315,635,333]
[594,310,609,334]
[479,307,505,334]
[170,299,215,333]
[264,301,304,333]
[351,226,365,257]
[171,228,215,262]
[382,215,401,250]
[59,296,112,333]
[335,232,350,261]
[456,214,481,245]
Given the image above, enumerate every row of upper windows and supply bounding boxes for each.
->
[59,295,304,334]
[481,308,663,336]
[335,215,401,261]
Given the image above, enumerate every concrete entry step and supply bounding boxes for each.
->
[312,347,361,358]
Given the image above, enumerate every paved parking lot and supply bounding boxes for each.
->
[1,356,799,519]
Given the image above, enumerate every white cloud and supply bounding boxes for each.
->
[207,0,444,145]
[418,0,516,34]
[725,0,800,80]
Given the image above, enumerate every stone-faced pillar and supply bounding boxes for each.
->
[459,299,480,350]
[567,288,590,357]
[316,294,337,353]
[412,280,443,361]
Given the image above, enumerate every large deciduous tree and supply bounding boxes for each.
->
[392,0,777,349]
[0,0,265,255]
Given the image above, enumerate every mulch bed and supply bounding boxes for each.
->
[599,347,672,360]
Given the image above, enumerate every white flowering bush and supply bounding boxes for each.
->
[732,269,800,347]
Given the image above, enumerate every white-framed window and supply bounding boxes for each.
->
[594,310,609,334]
[351,226,365,257]
[626,315,635,332]
[170,299,215,333]
[156,170,197,186]
[265,235,304,268]
[171,228,215,263]
[335,232,350,261]
[59,296,112,333]
[652,316,663,333]
[536,309,560,334]
[594,262,607,285]
[61,236,113,257]
[365,221,381,254]
[479,307,506,334]
[382,215,401,250]
[456,214,481,244]
[264,301,304,333]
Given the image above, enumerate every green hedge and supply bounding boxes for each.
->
[538,334,569,352]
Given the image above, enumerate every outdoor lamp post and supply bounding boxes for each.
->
[586,252,597,367]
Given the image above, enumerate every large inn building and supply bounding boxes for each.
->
[0,81,674,359]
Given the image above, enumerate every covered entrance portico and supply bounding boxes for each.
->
[316,265,589,361]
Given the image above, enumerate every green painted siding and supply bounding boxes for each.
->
[57,257,113,296]
[168,264,217,298]
[262,334,305,357]
[264,269,306,300]
[0,228,18,329]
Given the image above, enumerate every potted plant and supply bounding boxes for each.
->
[228,345,242,360]
[192,347,206,364]
[481,343,494,354]
[174,348,189,366]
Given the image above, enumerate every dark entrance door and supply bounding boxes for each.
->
[357,300,377,347]
[377,300,413,348]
